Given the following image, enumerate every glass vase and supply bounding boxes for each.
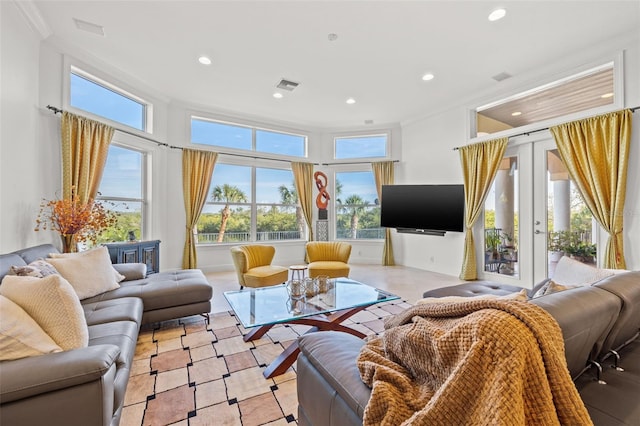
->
[60,233,77,253]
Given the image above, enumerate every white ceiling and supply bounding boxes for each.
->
[27,1,640,129]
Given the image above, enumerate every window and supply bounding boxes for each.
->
[335,171,383,239]
[70,68,148,131]
[96,145,146,243]
[474,62,614,137]
[197,164,303,243]
[191,117,306,157]
[335,135,387,159]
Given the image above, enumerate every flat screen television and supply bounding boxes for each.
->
[381,184,465,235]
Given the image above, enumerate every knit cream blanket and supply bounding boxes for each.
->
[357,299,593,425]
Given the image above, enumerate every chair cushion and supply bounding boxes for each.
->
[308,261,350,278]
[244,266,288,288]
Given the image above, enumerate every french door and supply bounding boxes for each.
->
[479,134,594,289]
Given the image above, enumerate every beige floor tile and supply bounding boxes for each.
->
[190,344,216,362]
[151,348,191,373]
[361,318,385,333]
[263,419,294,426]
[134,340,157,360]
[265,325,300,342]
[184,320,208,334]
[119,401,146,426]
[158,337,183,353]
[137,329,154,343]
[213,335,253,356]
[130,358,151,376]
[168,420,189,426]
[225,366,275,401]
[350,309,380,323]
[252,342,285,367]
[214,325,242,340]
[124,373,155,406]
[273,378,298,419]
[153,325,185,342]
[189,356,229,384]
[238,392,283,426]
[156,367,189,393]
[182,330,215,349]
[190,401,241,426]
[225,349,258,373]
[209,313,240,330]
[143,385,194,426]
[194,378,228,409]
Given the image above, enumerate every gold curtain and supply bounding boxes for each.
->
[458,138,508,280]
[372,161,395,265]
[61,111,114,202]
[182,149,218,269]
[292,162,315,242]
[550,109,631,269]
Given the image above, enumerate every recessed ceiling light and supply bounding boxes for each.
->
[273,92,283,99]
[346,98,356,105]
[198,56,212,65]
[328,33,338,41]
[601,93,614,98]
[511,111,522,116]
[422,73,435,81]
[488,8,506,21]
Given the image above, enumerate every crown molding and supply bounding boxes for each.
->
[13,0,52,40]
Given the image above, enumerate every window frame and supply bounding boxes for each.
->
[95,141,150,242]
[333,166,384,241]
[189,114,308,159]
[333,133,389,161]
[197,161,305,245]
[467,53,625,142]
[63,57,154,134]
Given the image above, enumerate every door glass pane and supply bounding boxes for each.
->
[546,150,596,276]
[484,156,519,277]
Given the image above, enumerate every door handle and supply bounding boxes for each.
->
[534,230,542,234]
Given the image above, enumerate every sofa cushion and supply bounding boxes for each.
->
[0,274,89,350]
[81,269,212,312]
[47,247,124,300]
[417,288,529,304]
[308,261,350,278]
[0,295,62,360]
[82,297,144,327]
[112,262,147,281]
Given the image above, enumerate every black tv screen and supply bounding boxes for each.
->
[381,184,465,233]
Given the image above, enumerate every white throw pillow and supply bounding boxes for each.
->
[552,255,614,287]
[416,289,528,305]
[47,246,122,300]
[0,275,88,350]
[0,295,62,360]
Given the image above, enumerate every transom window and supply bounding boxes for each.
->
[197,164,304,243]
[191,117,306,157]
[69,67,149,131]
[96,144,146,243]
[474,62,615,137]
[335,171,383,240]
[335,135,387,159]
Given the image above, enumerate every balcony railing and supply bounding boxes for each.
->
[197,230,302,243]
[336,228,385,240]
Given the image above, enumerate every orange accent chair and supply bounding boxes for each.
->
[305,241,352,278]
[230,245,289,289]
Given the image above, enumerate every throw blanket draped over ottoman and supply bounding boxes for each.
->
[357,300,592,426]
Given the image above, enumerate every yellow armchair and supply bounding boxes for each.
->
[306,241,352,278]
[230,245,289,289]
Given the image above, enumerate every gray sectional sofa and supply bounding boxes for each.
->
[0,243,213,426]
[297,271,640,426]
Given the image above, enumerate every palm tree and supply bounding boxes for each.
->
[342,194,367,239]
[212,184,247,242]
[279,184,305,236]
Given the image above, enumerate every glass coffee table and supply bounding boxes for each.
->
[224,277,399,378]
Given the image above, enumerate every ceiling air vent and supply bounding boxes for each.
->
[492,72,512,82]
[276,79,300,91]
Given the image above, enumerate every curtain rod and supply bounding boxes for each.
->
[45,105,319,165]
[452,105,639,150]
[320,159,400,166]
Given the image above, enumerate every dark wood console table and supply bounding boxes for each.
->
[104,240,160,275]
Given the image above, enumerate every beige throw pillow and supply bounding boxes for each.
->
[47,246,122,300]
[552,255,614,287]
[9,259,59,278]
[0,275,88,350]
[0,295,62,360]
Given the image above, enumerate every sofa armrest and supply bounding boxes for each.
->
[0,344,120,403]
[113,263,147,281]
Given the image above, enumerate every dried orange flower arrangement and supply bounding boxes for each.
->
[35,189,118,252]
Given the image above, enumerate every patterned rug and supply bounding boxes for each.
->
[120,300,412,426]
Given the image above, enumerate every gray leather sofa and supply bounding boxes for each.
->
[0,244,213,426]
[297,272,640,426]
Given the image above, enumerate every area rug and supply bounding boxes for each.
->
[120,300,412,426]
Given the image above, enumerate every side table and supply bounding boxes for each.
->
[289,264,308,281]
